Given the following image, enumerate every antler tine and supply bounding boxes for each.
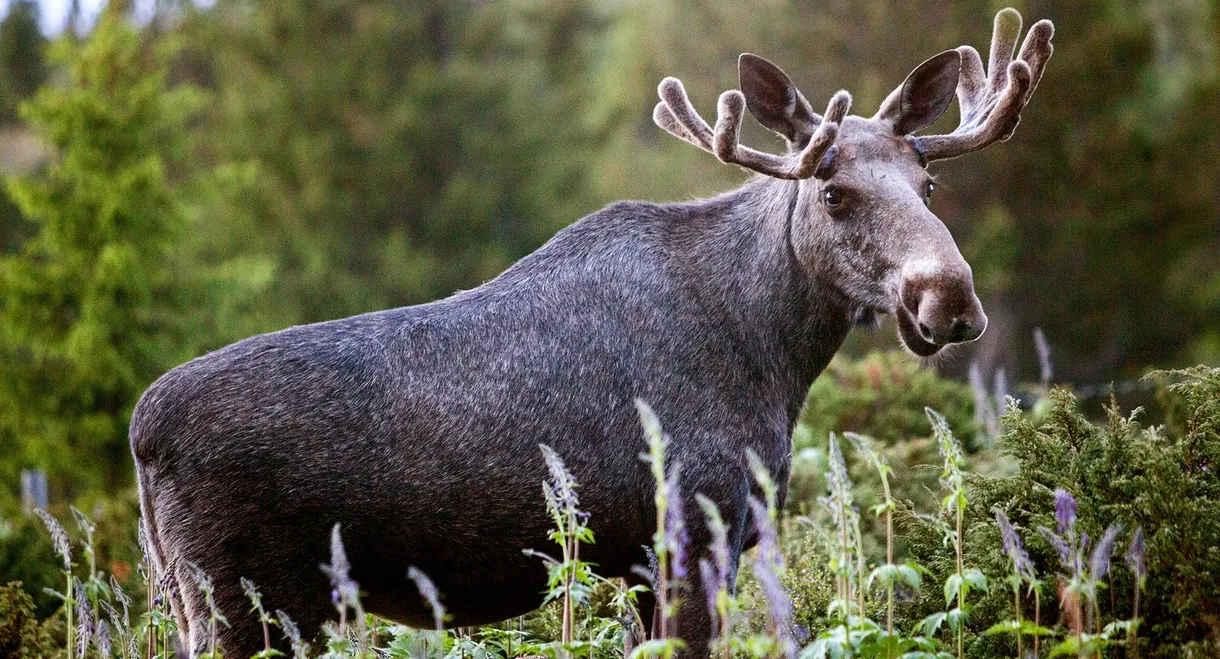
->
[657,77,715,151]
[987,8,1023,92]
[655,75,852,180]
[914,9,1054,162]
[653,102,706,149]
[1019,19,1056,94]
[793,91,851,177]
[712,90,851,180]
[709,91,794,177]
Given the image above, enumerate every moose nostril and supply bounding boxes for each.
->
[949,317,970,341]
[917,321,934,342]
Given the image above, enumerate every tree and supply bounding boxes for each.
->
[183,0,607,324]
[0,8,269,501]
[0,0,46,124]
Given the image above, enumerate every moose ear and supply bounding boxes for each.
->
[875,50,961,135]
[738,53,819,144]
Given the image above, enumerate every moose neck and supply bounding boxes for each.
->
[665,175,853,423]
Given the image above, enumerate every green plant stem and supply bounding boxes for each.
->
[838,494,851,627]
[1130,584,1140,659]
[886,507,894,651]
[956,498,964,659]
[1034,588,1041,657]
[562,512,574,652]
[655,492,670,641]
[1014,585,1023,659]
[855,517,866,633]
[65,573,75,659]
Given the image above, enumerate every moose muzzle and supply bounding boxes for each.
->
[896,262,988,356]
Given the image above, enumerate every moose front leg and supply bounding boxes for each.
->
[670,562,717,659]
[657,477,750,659]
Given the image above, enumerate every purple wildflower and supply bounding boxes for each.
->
[95,619,112,657]
[100,600,121,635]
[664,466,689,581]
[824,434,853,495]
[75,578,92,659]
[1089,524,1123,580]
[540,444,580,513]
[698,558,719,621]
[240,577,262,606]
[994,508,1035,580]
[152,570,174,609]
[1054,488,1077,536]
[749,497,793,657]
[70,506,95,538]
[408,566,445,631]
[970,361,999,436]
[1126,527,1146,587]
[110,574,131,614]
[34,509,72,570]
[993,366,1011,409]
[696,494,731,631]
[277,609,310,659]
[1038,526,1070,566]
[321,523,359,612]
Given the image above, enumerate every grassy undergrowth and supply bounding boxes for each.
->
[2,364,1218,658]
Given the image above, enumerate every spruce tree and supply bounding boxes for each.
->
[0,8,266,499]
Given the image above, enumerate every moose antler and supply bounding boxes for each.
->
[653,77,851,180]
[914,9,1054,162]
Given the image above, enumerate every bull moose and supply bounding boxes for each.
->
[131,9,1053,657]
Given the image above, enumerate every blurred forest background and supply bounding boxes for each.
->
[0,0,1217,510]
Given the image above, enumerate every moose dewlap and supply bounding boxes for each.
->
[130,8,1052,658]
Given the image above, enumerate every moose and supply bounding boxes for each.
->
[131,9,1053,657]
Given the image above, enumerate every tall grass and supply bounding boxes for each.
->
[15,406,1157,659]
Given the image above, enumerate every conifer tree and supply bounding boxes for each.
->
[0,8,267,498]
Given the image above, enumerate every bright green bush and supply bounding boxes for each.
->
[0,516,59,620]
[0,8,271,502]
[898,367,1220,657]
[798,351,979,450]
[0,581,55,659]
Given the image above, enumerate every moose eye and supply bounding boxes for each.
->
[823,186,843,208]
[923,181,935,206]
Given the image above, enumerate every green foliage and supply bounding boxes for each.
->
[0,515,60,620]
[180,0,607,324]
[5,365,1220,658]
[798,353,978,450]
[0,8,270,500]
[0,0,45,124]
[0,581,55,658]
[896,367,1220,657]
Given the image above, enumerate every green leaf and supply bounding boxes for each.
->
[918,612,947,638]
[898,564,924,589]
[867,563,897,590]
[943,573,962,606]
[962,568,989,593]
[628,638,685,659]
[945,607,969,633]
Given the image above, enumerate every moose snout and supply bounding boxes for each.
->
[900,271,988,346]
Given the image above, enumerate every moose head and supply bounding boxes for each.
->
[654,9,1054,357]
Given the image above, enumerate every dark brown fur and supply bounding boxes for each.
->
[132,10,1053,657]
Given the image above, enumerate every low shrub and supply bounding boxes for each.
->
[0,581,56,659]
[899,367,1220,657]
[798,351,979,450]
